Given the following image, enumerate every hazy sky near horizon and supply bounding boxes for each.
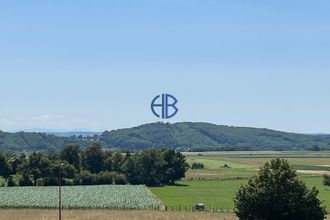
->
[0,1,330,133]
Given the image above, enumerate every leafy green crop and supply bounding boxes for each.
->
[0,185,160,210]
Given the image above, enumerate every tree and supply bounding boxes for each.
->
[161,149,189,184]
[81,143,104,174]
[103,151,113,171]
[60,144,81,170]
[46,161,77,185]
[137,149,165,186]
[112,152,123,172]
[9,154,27,174]
[234,158,326,220]
[18,152,51,186]
[122,157,139,184]
[0,153,11,179]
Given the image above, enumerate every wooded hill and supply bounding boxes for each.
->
[100,122,330,151]
[0,130,90,152]
[1,122,330,152]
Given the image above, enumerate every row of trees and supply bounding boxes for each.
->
[0,143,189,186]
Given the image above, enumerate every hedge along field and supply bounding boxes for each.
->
[0,185,161,210]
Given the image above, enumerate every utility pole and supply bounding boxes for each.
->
[58,162,64,220]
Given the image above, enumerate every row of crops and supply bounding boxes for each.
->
[0,185,161,210]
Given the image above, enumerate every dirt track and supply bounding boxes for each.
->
[296,170,330,175]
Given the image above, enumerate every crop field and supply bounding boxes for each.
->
[184,151,330,180]
[0,185,160,210]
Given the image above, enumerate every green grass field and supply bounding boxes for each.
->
[150,179,245,211]
[151,151,330,212]
[150,176,330,212]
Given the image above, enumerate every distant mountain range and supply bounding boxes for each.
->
[1,122,330,152]
[11,128,102,137]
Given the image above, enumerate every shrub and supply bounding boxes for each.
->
[96,172,114,184]
[43,177,58,186]
[74,171,95,185]
[324,174,330,186]
[0,177,6,187]
[191,162,204,169]
[7,176,17,187]
[63,178,74,186]
[111,172,127,185]
[18,175,33,186]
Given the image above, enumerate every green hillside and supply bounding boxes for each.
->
[100,122,330,151]
[0,130,90,152]
[1,122,330,152]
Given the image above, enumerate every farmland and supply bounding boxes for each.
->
[150,177,330,212]
[150,151,330,212]
[184,151,330,180]
[0,185,160,210]
[0,151,330,219]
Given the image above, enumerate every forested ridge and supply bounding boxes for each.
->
[1,122,330,152]
[100,122,330,150]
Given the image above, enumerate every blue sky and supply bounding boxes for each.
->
[0,1,330,133]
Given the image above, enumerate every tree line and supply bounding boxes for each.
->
[0,143,189,187]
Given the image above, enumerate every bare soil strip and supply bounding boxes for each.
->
[296,170,330,175]
[0,209,237,220]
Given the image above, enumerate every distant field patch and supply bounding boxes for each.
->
[185,168,257,181]
[184,151,330,158]
[0,185,160,210]
[292,164,330,171]
[188,158,251,169]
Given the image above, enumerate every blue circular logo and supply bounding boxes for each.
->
[151,94,178,119]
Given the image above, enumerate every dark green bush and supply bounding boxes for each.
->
[324,174,330,186]
[96,172,114,184]
[7,176,17,187]
[111,172,127,185]
[18,175,33,186]
[74,171,95,185]
[191,162,204,169]
[43,177,58,186]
